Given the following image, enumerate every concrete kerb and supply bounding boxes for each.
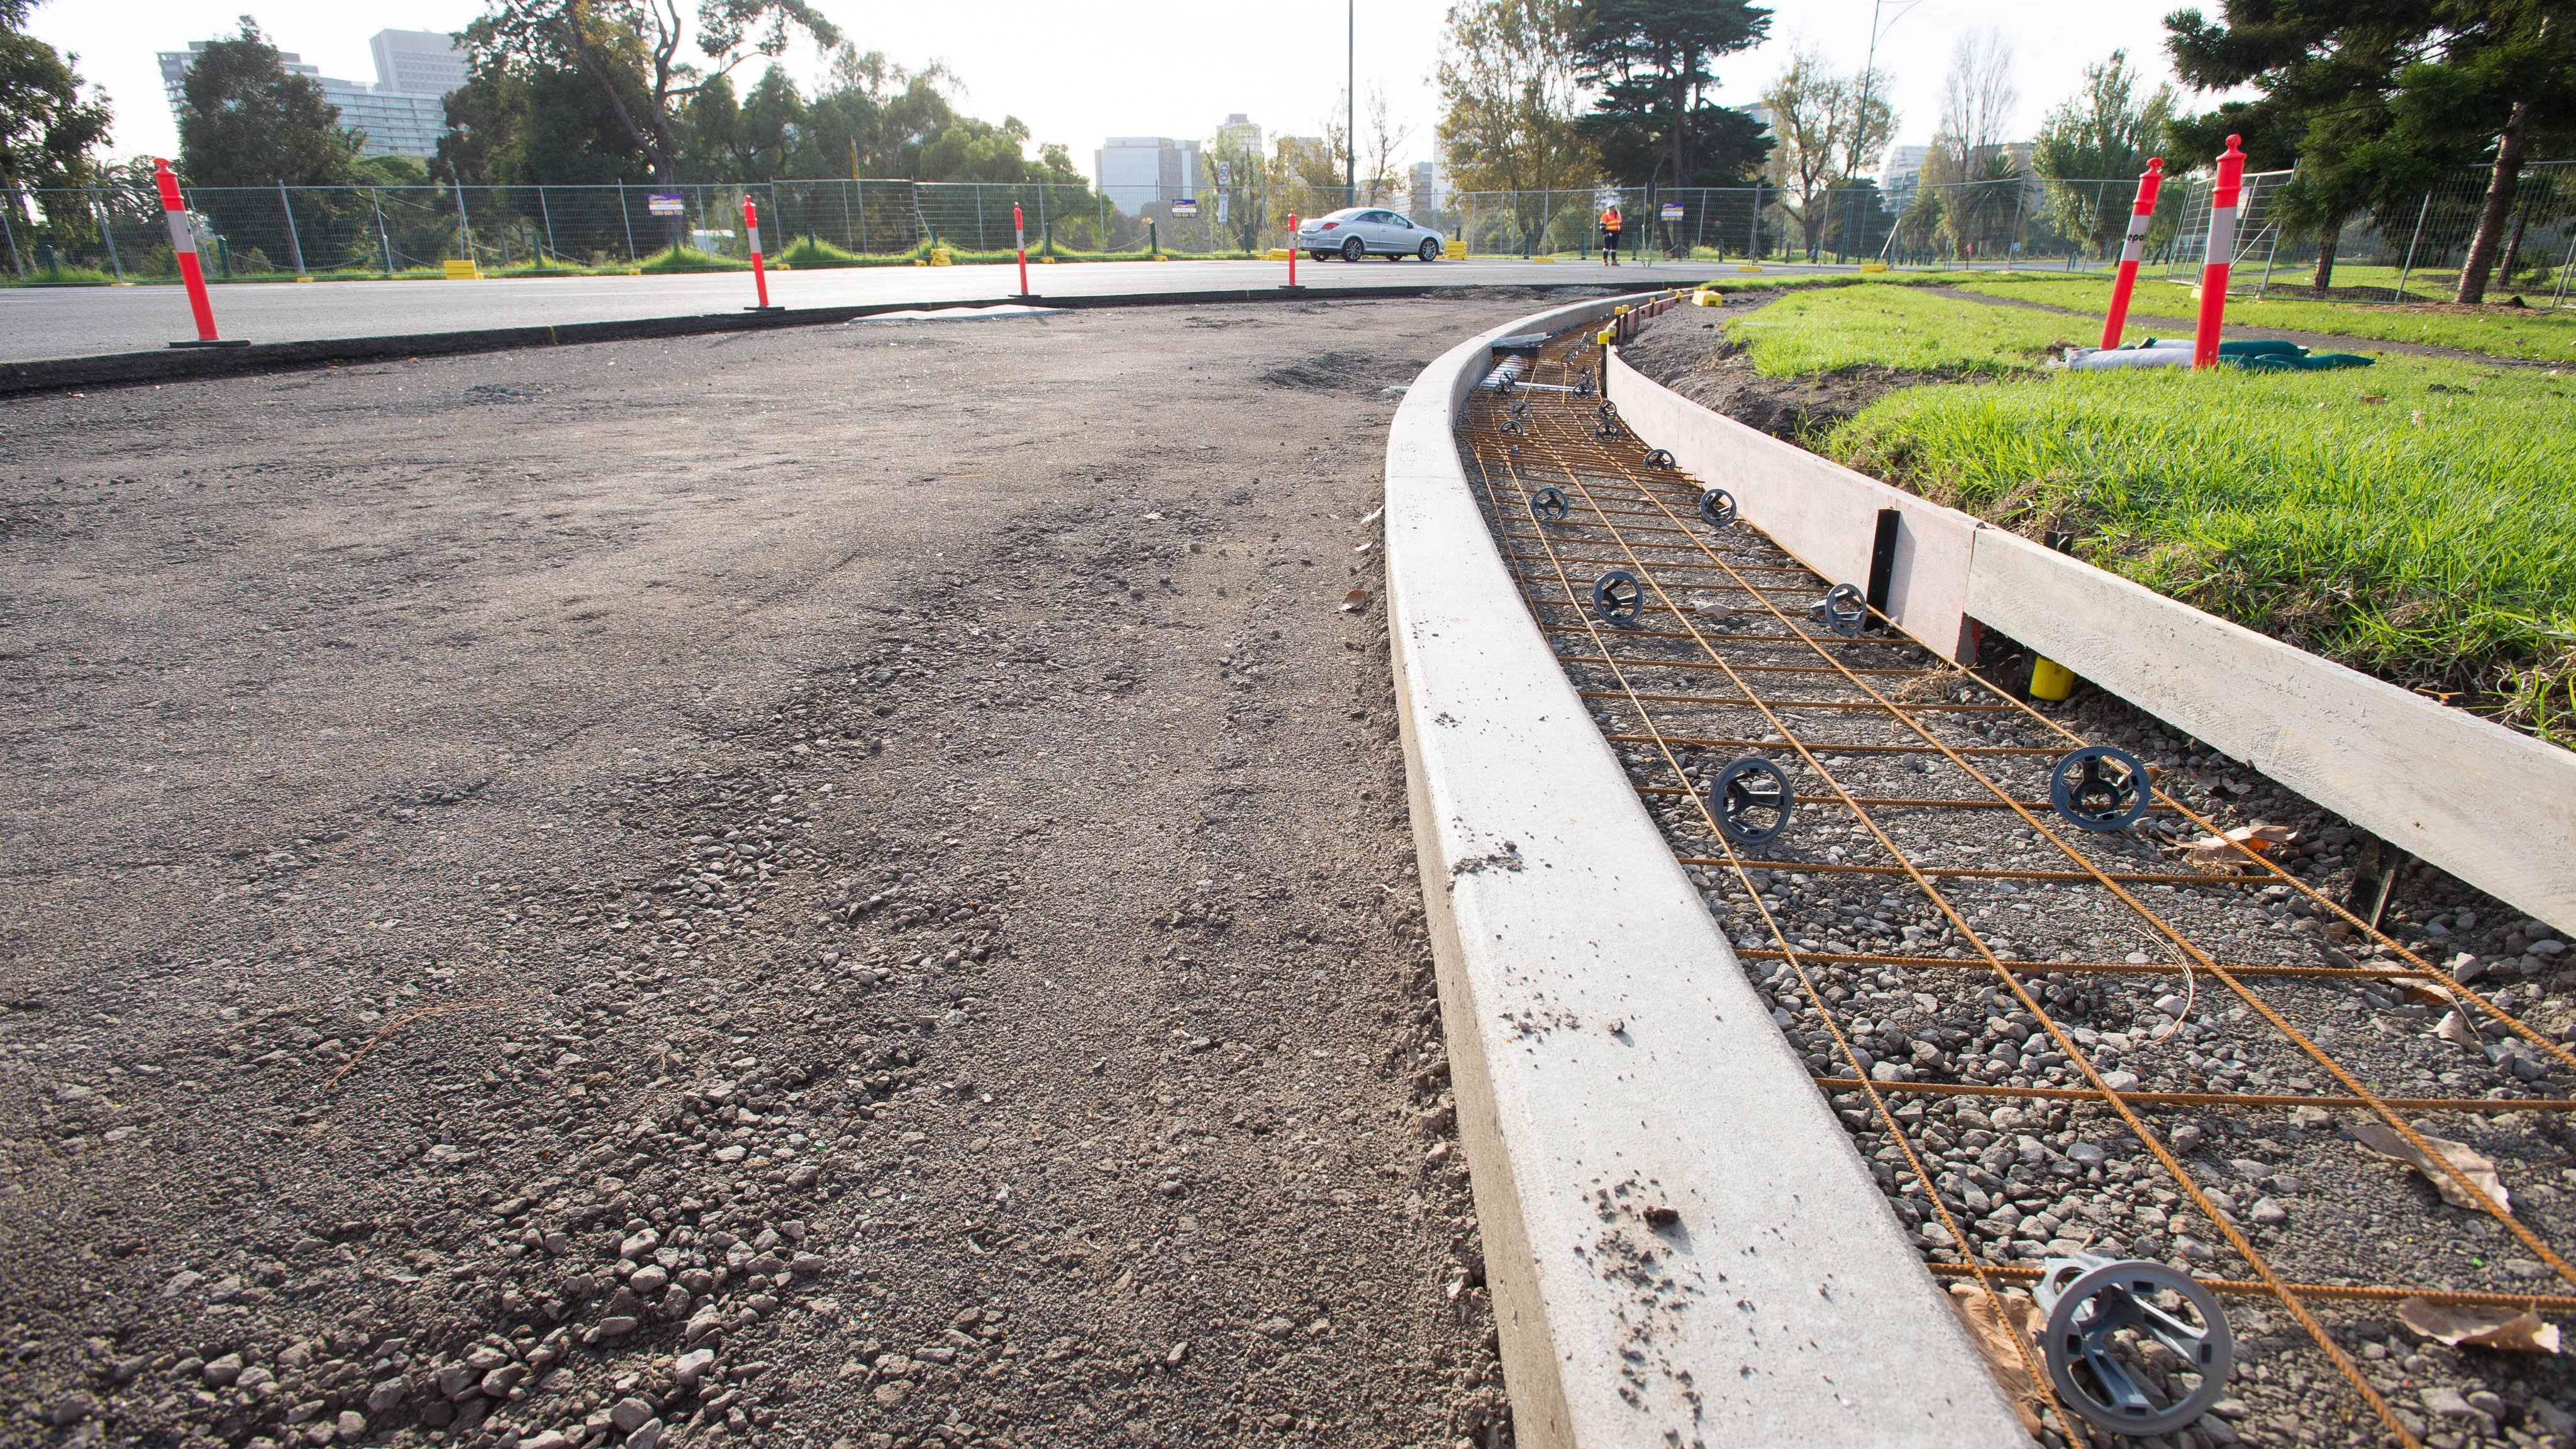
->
[0,280,1680,398]
[1386,297,2029,1448]
[1602,348,2576,939]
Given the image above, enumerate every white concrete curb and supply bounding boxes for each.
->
[1387,299,2030,1448]
[1604,353,2576,939]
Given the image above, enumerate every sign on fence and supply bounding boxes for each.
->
[647,194,686,217]
[1170,199,1199,218]
[1660,202,1686,221]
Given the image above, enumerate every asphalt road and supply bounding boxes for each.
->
[0,255,1858,361]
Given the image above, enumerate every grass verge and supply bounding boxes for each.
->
[1719,284,2093,377]
[1828,355,2576,742]
[1954,273,2576,365]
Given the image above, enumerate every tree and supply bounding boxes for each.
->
[441,13,650,186]
[1573,0,1772,191]
[1360,87,1412,206]
[0,0,111,204]
[735,65,801,179]
[473,0,839,184]
[2031,51,2174,258]
[1760,48,1893,260]
[1435,0,1597,252]
[1915,29,2023,261]
[177,19,358,189]
[2380,4,2573,302]
[2166,1,2434,294]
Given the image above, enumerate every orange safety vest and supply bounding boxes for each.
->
[1601,208,1622,230]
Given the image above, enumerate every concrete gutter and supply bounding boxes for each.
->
[1387,298,2029,1447]
[1606,347,1983,663]
[1603,348,2576,939]
[0,280,1626,397]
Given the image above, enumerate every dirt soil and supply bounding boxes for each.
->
[0,298,1550,1449]
[1616,296,1929,439]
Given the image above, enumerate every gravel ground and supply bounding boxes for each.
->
[0,296,1580,1449]
[1468,331,2576,1449]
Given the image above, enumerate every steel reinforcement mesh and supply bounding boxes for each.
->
[1453,299,2576,1448]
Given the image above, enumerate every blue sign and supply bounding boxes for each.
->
[1170,199,1200,217]
[1660,201,1686,221]
[647,193,686,217]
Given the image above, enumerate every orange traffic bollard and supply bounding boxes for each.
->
[154,158,242,348]
[743,196,779,311]
[2191,137,2245,369]
[2101,158,2163,350]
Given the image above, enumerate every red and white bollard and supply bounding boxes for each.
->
[1013,203,1032,298]
[2191,136,2245,369]
[1285,213,1299,290]
[743,196,779,311]
[153,157,239,348]
[2101,158,2163,349]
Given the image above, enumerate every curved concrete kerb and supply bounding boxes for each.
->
[1384,299,2029,1447]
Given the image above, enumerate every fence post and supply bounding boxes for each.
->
[2392,191,2431,302]
[2553,229,2576,310]
[374,188,394,276]
[90,188,125,281]
[0,189,21,278]
[616,186,636,262]
[538,186,558,267]
[279,180,308,276]
[975,184,987,252]
[454,183,474,266]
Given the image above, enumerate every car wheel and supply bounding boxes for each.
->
[1418,238,1441,262]
[1341,237,1365,262]
[1310,250,1332,262]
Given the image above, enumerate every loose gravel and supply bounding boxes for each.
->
[0,297,1575,1449]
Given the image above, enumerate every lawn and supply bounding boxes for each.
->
[1718,283,2093,377]
[1826,345,2576,741]
[1952,272,2576,365]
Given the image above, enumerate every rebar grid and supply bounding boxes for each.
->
[1452,309,2576,1447]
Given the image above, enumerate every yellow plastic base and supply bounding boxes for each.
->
[2030,657,2077,701]
[441,259,482,280]
[1860,262,1890,274]
[1443,240,1467,259]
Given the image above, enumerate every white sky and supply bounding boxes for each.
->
[36,0,2196,180]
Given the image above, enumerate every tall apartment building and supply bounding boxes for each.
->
[1094,137,1204,211]
[1214,114,1263,160]
[160,28,466,160]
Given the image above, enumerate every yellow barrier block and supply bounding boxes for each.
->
[1531,255,1556,264]
[1443,240,1466,259]
[1042,256,1058,264]
[1736,264,1762,272]
[442,259,481,280]
[1264,248,1292,261]
[1859,262,1889,274]
[930,248,953,267]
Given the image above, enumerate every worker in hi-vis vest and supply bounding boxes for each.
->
[1599,204,1623,265]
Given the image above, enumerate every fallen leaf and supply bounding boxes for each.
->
[1339,589,1371,613]
[2361,394,2388,404]
[2435,1011,2482,1049]
[1946,1285,2047,1436]
[2387,976,2456,1009]
[2399,1297,2562,1353]
[2350,1119,2511,1214]
[2184,823,2298,872]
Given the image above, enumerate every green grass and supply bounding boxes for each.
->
[1719,284,2094,377]
[1828,355,2576,741]
[1953,273,2576,365]
[636,243,748,273]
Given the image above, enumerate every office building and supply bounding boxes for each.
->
[160,28,466,159]
[1214,113,1263,159]
[1094,137,1203,211]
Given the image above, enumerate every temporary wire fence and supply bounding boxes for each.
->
[1463,309,2576,1445]
[5,162,2569,304]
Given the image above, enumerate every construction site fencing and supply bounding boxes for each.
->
[5,164,2570,303]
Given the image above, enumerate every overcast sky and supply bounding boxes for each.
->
[37,0,2201,179]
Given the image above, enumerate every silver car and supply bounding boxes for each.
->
[1296,206,1444,262]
